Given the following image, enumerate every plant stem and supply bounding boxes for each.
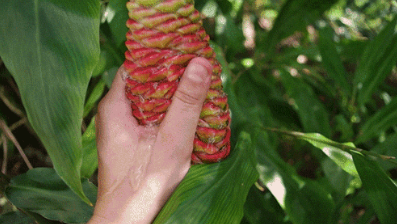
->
[0,119,33,169]
[0,86,25,117]
[2,134,7,174]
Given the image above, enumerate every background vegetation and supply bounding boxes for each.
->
[0,0,397,223]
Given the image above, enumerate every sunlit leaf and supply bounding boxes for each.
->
[0,0,100,204]
[253,131,335,224]
[321,158,355,198]
[297,133,358,177]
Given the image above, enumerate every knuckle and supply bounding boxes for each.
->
[173,88,202,106]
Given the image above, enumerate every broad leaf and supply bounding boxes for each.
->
[0,208,63,224]
[321,158,355,199]
[5,168,97,224]
[0,0,100,204]
[354,16,397,106]
[356,96,397,144]
[0,211,36,224]
[352,152,397,224]
[299,133,361,198]
[212,42,334,223]
[153,132,259,224]
[243,186,289,224]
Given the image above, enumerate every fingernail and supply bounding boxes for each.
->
[186,58,212,83]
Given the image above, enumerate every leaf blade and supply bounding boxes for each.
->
[253,131,335,224]
[279,70,332,137]
[356,97,397,144]
[153,132,258,224]
[260,0,338,57]
[354,16,397,106]
[352,153,397,224]
[0,0,100,204]
[297,133,358,177]
[318,27,351,95]
[5,168,97,223]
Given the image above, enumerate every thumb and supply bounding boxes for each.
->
[157,57,212,159]
[97,66,138,127]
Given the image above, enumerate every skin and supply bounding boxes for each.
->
[88,57,213,224]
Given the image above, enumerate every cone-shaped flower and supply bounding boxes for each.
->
[124,0,231,164]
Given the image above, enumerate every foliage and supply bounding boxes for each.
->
[0,0,397,223]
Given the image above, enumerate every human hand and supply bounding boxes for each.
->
[88,57,213,224]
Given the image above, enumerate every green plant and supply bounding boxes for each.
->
[0,0,396,223]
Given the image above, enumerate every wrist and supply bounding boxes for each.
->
[90,176,169,224]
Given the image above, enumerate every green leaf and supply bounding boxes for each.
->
[214,0,233,16]
[0,0,100,204]
[279,70,332,137]
[153,132,259,224]
[333,114,354,142]
[233,73,273,126]
[253,131,335,224]
[83,80,106,117]
[106,0,129,49]
[243,186,289,224]
[102,66,119,88]
[297,133,359,178]
[5,168,97,224]
[81,116,98,179]
[321,158,355,199]
[339,39,367,64]
[352,152,397,224]
[318,26,351,95]
[0,211,36,224]
[260,0,338,57]
[371,133,397,171]
[356,97,397,144]
[354,16,397,106]
[92,46,122,78]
